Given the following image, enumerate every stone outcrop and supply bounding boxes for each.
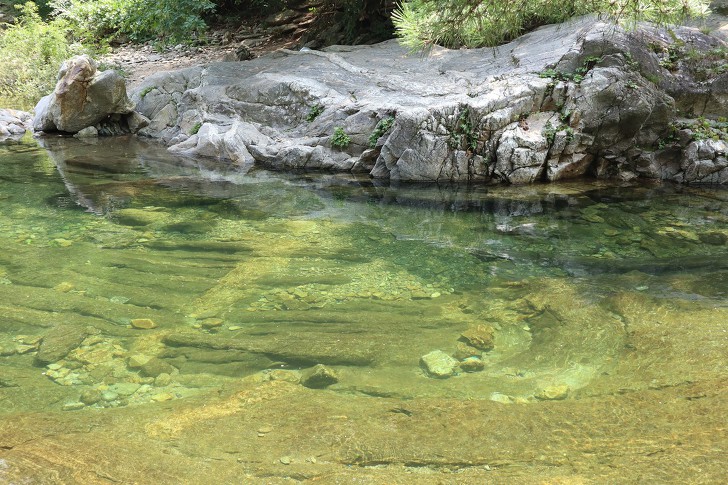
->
[0,109,32,141]
[130,16,728,184]
[33,55,146,135]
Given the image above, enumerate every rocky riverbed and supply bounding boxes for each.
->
[1,132,727,483]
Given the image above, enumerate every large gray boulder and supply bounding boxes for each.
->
[131,16,728,184]
[33,55,135,133]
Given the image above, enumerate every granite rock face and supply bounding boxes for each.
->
[128,17,727,184]
[32,55,138,134]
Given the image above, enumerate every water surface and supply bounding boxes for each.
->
[0,136,726,483]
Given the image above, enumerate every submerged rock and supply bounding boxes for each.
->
[127,354,174,377]
[420,350,459,378]
[460,324,495,351]
[300,364,338,389]
[114,208,169,227]
[62,401,85,411]
[79,388,102,405]
[452,341,482,360]
[35,324,88,365]
[535,384,570,401]
[699,231,727,245]
[130,318,157,329]
[459,356,485,373]
[109,382,141,396]
[139,358,176,378]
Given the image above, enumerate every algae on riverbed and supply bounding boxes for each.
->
[0,137,726,483]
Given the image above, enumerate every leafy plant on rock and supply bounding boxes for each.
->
[306,104,324,122]
[449,107,477,152]
[538,56,602,84]
[331,127,351,149]
[139,86,156,98]
[543,120,557,145]
[368,116,395,147]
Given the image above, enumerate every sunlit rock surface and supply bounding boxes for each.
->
[0,109,32,141]
[32,55,142,135]
[132,17,727,184]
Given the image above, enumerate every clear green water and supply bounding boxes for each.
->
[1,136,727,481]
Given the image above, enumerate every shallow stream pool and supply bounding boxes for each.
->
[0,136,726,483]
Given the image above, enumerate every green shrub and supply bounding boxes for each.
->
[543,121,557,145]
[564,126,575,143]
[456,107,477,152]
[331,127,351,149]
[538,56,602,85]
[0,2,96,109]
[50,0,127,42]
[368,116,395,147]
[306,104,324,122]
[393,0,710,51]
[214,0,289,17]
[51,0,215,45]
[120,0,215,44]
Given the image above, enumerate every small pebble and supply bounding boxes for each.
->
[62,402,85,411]
[535,384,570,401]
[151,392,174,402]
[201,318,224,329]
[54,281,75,292]
[489,392,512,404]
[460,356,485,372]
[155,373,172,387]
[280,456,292,465]
[131,318,157,329]
[14,344,36,354]
[80,389,102,405]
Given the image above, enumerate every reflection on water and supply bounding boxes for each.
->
[1,136,727,482]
